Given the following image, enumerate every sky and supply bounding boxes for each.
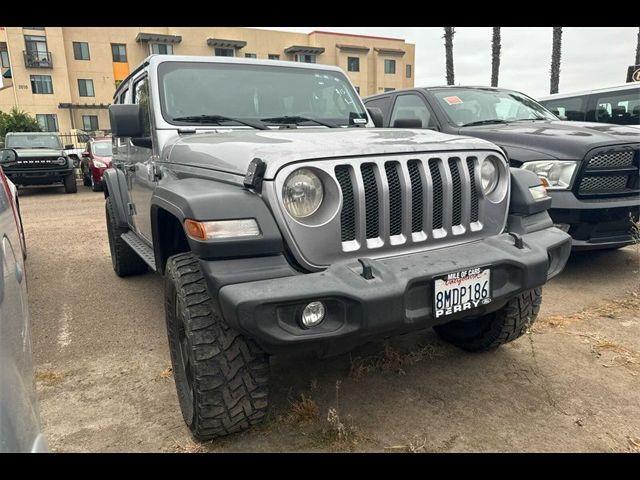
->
[259,27,638,98]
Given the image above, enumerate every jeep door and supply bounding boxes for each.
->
[128,74,155,242]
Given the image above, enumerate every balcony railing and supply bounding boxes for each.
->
[23,50,52,68]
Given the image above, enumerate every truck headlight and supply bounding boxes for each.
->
[93,160,107,168]
[521,161,578,190]
[282,168,324,219]
[480,156,500,195]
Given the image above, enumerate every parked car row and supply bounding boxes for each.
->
[0,54,637,449]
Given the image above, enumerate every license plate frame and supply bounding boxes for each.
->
[434,267,492,319]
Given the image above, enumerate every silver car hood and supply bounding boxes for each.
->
[167,128,501,179]
[12,148,62,158]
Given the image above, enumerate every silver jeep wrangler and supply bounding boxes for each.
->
[105,55,571,441]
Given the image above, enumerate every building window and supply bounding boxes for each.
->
[384,88,396,92]
[151,43,173,55]
[244,53,257,59]
[0,43,9,68]
[82,115,99,131]
[24,35,48,58]
[36,114,58,132]
[214,47,234,57]
[384,59,396,74]
[30,75,53,94]
[295,54,316,64]
[23,27,45,31]
[78,79,95,97]
[268,54,280,60]
[111,43,127,62]
[72,41,90,60]
[347,57,360,72]
[406,64,412,78]
[354,86,360,94]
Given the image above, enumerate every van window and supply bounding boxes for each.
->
[594,90,640,125]
[540,97,584,121]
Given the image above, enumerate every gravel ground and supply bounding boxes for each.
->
[19,184,640,452]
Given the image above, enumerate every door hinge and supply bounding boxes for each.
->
[128,202,137,216]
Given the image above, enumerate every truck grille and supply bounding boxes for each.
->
[577,146,639,197]
[272,151,509,270]
[11,158,62,170]
[335,156,483,247]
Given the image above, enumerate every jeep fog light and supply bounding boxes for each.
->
[301,301,325,328]
[283,168,324,219]
[184,219,260,241]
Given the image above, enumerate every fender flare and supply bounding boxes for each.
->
[102,168,130,229]
[150,177,284,261]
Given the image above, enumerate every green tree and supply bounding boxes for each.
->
[0,107,42,141]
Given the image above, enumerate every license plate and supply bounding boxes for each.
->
[434,267,491,318]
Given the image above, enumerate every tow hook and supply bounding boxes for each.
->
[358,258,375,280]
[508,232,524,249]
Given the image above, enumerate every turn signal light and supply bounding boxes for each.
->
[184,219,261,241]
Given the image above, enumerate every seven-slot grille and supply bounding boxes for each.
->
[577,147,639,196]
[335,156,481,249]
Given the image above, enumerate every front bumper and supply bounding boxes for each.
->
[215,227,571,355]
[4,168,74,186]
[548,191,640,250]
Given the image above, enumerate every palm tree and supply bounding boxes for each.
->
[443,27,455,85]
[550,27,563,94]
[491,27,501,87]
[635,27,640,65]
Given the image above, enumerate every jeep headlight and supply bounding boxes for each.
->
[521,161,578,190]
[282,168,324,219]
[480,156,501,195]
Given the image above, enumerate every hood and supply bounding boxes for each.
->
[168,128,500,179]
[13,148,63,158]
[458,120,640,161]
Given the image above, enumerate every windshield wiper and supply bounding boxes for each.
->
[260,115,340,128]
[461,119,509,127]
[32,146,57,149]
[172,114,269,130]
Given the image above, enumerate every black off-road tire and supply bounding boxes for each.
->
[105,196,147,277]
[82,167,92,187]
[63,173,77,193]
[165,252,269,441]
[434,288,542,352]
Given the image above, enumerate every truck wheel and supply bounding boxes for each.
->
[83,168,92,187]
[63,173,77,193]
[165,252,269,441]
[434,288,542,352]
[105,196,147,277]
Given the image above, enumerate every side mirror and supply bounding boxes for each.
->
[393,118,423,129]
[367,107,384,128]
[64,144,74,150]
[0,148,18,167]
[109,104,144,138]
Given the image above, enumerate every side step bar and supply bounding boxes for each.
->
[121,231,157,270]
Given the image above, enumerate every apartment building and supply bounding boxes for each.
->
[0,27,415,133]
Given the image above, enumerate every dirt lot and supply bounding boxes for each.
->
[20,185,640,452]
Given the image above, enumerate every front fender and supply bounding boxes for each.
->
[102,168,130,228]
[151,177,284,260]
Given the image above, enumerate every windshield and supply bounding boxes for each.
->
[432,88,557,127]
[6,134,62,149]
[158,61,367,127]
[92,142,113,156]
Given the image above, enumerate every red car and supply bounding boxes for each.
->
[81,138,112,192]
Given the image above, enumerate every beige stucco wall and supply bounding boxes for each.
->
[0,26,415,132]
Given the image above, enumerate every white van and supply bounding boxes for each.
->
[538,83,640,129]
